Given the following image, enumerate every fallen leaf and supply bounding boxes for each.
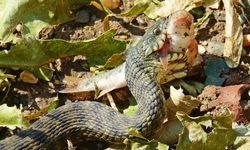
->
[130,139,169,150]
[134,0,162,19]
[156,0,194,17]
[123,97,138,116]
[0,0,91,42]
[176,111,236,150]
[153,86,200,144]
[30,66,53,81]
[156,0,219,17]
[0,70,16,80]
[153,118,183,145]
[233,124,250,149]
[0,30,126,68]
[165,86,200,118]
[107,93,119,112]
[223,0,243,68]
[127,128,169,150]
[103,15,110,31]
[179,80,199,96]
[115,0,149,17]
[194,11,212,28]
[0,104,30,129]
[103,53,125,69]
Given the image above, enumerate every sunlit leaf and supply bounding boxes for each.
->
[153,86,200,144]
[156,0,219,17]
[0,30,126,69]
[0,70,15,80]
[30,66,53,81]
[167,86,200,115]
[131,139,169,150]
[134,0,162,19]
[0,104,30,129]
[233,124,250,149]
[127,128,169,150]
[0,0,91,42]
[194,11,212,28]
[103,15,110,31]
[115,0,149,17]
[154,119,183,145]
[124,98,138,116]
[176,111,236,150]
[103,53,125,69]
[222,0,243,68]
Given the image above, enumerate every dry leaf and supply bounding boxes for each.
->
[156,0,219,17]
[223,0,243,68]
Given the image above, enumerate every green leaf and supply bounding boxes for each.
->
[131,140,169,150]
[103,52,125,69]
[176,111,236,150]
[28,66,53,81]
[157,0,219,18]
[0,104,30,129]
[115,0,149,17]
[0,0,91,42]
[127,128,169,150]
[233,124,250,149]
[0,70,16,80]
[123,97,138,116]
[128,128,149,141]
[134,0,162,19]
[47,99,60,112]
[194,11,212,28]
[154,119,183,145]
[179,80,198,96]
[0,30,126,69]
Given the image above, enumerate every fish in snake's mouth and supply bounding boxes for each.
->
[156,10,194,75]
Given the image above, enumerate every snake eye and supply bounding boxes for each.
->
[153,28,161,35]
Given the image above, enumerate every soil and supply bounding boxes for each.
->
[0,0,250,149]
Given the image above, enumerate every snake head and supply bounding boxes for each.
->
[137,10,194,60]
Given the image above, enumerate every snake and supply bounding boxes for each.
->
[0,10,195,149]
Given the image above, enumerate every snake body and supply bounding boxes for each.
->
[0,10,194,149]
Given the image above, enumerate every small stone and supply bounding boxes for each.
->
[20,71,38,84]
[101,0,120,10]
[75,10,90,23]
[207,41,224,56]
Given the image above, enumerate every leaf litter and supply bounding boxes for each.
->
[0,0,250,149]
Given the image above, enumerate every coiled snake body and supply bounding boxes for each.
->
[0,10,194,149]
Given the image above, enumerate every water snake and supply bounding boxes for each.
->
[0,10,195,149]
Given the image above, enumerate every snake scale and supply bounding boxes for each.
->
[0,10,194,149]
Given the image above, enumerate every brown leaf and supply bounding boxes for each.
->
[223,0,243,68]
